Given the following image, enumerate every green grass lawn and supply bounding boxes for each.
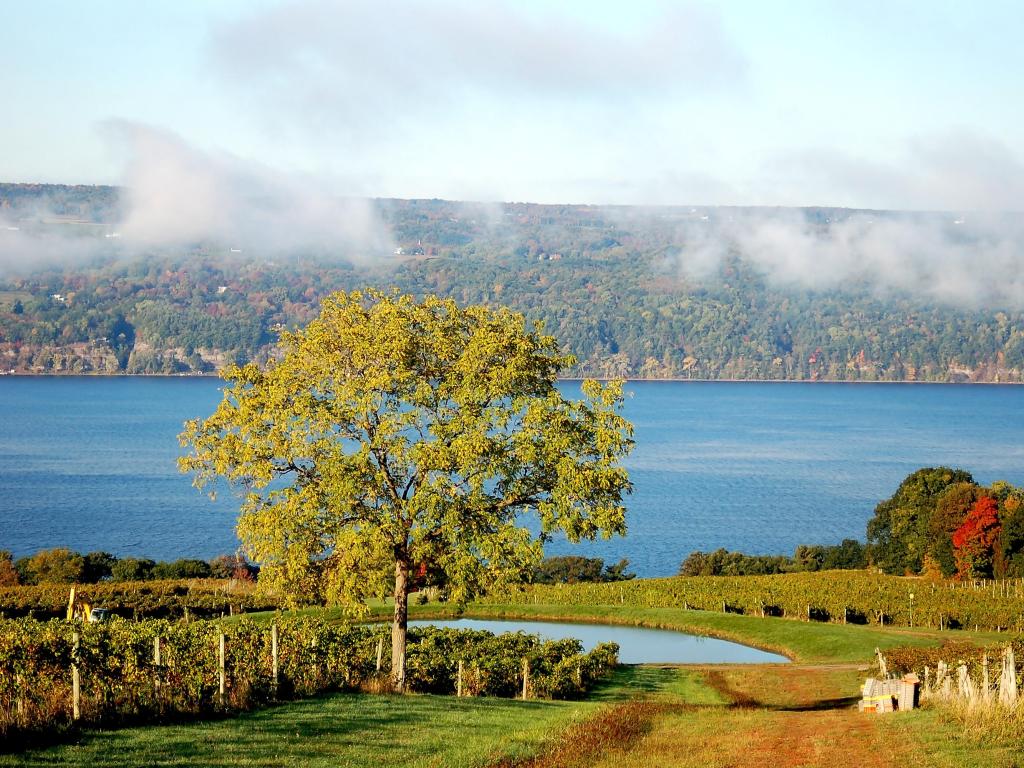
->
[590,665,728,706]
[1,692,595,768]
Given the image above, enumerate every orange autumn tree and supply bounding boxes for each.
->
[952,496,1001,578]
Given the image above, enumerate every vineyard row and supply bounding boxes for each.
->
[0,616,618,740]
[492,571,1024,631]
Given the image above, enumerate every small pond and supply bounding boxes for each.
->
[406,618,789,664]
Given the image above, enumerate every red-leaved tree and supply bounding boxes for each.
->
[952,496,1001,578]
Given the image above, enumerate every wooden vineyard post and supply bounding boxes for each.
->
[457,660,464,697]
[72,631,81,721]
[218,632,226,707]
[153,635,162,703]
[376,637,384,672]
[982,654,991,705]
[271,623,279,694]
[806,605,811,622]
[875,648,888,679]
[522,658,529,700]
[999,645,1018,707]
[15,675,24,726]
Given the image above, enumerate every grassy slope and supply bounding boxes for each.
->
[1,694,595,768]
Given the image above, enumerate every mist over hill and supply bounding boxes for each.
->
[1,183,1023,382]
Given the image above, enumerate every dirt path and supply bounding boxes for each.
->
[500,665,923,768]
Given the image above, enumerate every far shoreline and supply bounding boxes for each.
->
[2,372,1023,385]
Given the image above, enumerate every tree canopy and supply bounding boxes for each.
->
[866,467,974,574]
[866,468,1024,578]
[532,556,635,584]
[952,496,1002,579]
[180,290,634,689]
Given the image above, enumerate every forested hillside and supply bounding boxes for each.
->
[2,184,1023,380]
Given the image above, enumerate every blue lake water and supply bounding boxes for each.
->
[2,376,1023,576]
[406,618,789,664]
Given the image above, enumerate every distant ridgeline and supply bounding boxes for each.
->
[2,183,1024,381]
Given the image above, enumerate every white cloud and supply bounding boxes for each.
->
[104,121,392,257]
[676,208,1024,309]
[0,122,394,273]
[207,0,747,144]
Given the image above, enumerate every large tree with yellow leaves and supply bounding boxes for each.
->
[180,290,633,690]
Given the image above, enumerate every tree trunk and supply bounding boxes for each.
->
[391,557,409,692]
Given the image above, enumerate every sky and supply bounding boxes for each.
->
[2,0,1023,209]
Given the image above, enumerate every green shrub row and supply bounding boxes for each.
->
[0,616,618,740]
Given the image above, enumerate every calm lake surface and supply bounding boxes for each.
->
[406,618,789,664]
[2,376,1023,576]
